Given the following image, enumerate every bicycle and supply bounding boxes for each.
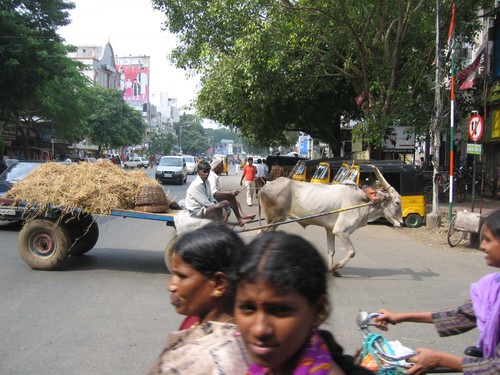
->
[447,210,484,247]
[423,171,467,204]
[356,310,462,374]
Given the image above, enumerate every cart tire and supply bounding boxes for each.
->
[164,235,179,273]
[404,214,423,228]
[18,219,71,270]
[447,216,465,247]
[67,217,99,256]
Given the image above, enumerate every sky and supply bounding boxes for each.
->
[57,0,199,109]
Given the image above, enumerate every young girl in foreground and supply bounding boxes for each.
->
[375,209,500,375]
[235,231,373,375]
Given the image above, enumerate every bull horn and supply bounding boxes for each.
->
[371,165,391,190]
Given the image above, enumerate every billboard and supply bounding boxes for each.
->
[299,135,310,156]
[116,63,149,109]
[383,126,415,152]
[118,65,149,102]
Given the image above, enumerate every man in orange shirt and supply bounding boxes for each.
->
[240,157,257,206]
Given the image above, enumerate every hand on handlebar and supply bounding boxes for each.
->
[406,348,441,375]
[373,309,399,331]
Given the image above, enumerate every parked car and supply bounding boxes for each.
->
[155,156,187,185]
[0,161,47,222]
[183,155,197,174]
[5,158,19,168]
[123,156,149,169]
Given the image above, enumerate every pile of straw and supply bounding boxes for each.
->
[6,160,169,215]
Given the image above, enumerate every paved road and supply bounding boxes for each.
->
[0,166,489,374]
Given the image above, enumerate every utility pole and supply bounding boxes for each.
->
[427,0,442,228]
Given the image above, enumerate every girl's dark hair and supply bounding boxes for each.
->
[175,223,243,299]
[237,231,327,306]
[485,209,500,238]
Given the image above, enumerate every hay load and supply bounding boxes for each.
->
[6,160,171,214]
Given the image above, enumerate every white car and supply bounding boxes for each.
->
[183,155,197,174]
[123,157,149,169]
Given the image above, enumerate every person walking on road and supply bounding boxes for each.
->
[240,157,256,206]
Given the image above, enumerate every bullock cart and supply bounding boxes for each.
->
[16,199,380,272]
[16,207,179,271]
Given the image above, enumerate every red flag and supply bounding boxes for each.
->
[355,92,366,107]
[448,3,456,47]
[457,50,484,90]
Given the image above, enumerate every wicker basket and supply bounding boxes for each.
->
[135,184,169,213]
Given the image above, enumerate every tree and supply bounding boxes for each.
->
[175,113,210,155]
[0,0,76,121]
[149,133,176,155]
[85,87,146,151]
[152,0,490,151]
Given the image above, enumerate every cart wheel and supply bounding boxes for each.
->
[447,216,465,247]
[66,215,99,256]
[404,214,423,228]
[164,235,179,273]
[18,219,71,270]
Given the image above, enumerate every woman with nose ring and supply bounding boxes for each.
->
[147,224,249,374]
[235,231,373,375]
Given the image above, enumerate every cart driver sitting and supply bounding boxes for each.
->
[185,160,230,222]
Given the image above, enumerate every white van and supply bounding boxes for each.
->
[155,156,187,184]
[183,155,197,175]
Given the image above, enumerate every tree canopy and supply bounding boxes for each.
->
[153,0,491,150]
[175,113,210,155]
[85,87,146,150]
[0,0,78,121]
[149,133,176,156]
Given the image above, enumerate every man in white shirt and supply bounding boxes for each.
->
[185,161,229,221]
[255,158,268,195]
[208,159,255,226]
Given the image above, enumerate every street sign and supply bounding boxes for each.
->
[466,143,482,155]
[468,114,484,142]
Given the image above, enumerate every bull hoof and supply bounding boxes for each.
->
[332,270,342,277]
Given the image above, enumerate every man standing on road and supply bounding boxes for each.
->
[254,158,268,195]
[240,157,257,206]
[185,161,229,221]
[208,159,255,226]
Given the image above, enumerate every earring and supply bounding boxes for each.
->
[212,290,222,297]
[314,312,327,327]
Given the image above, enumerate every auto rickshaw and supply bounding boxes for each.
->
[309,161,426,227]
[213,154,229,175]
[290,157,344,182]
[266,155,307,181]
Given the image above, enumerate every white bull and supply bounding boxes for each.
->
[258,166,403,275]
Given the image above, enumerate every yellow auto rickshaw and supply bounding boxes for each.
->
[310,161,427,228]
[213,154,229,175]
[291,157,344,182]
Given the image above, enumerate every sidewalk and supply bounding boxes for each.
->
[436,195,498,218]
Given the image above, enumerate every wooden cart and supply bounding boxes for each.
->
[447,210,484,247]
[17,208,178,271]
